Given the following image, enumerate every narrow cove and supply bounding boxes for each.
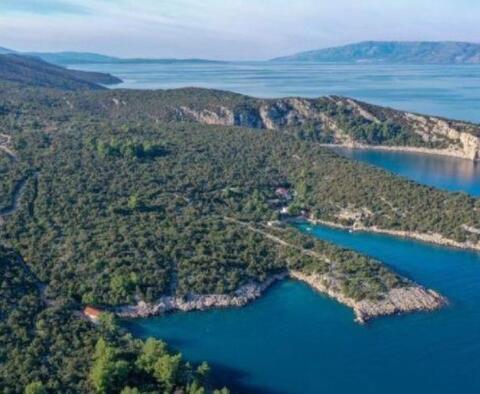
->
[123,149,480,393]
[123,222,480,394]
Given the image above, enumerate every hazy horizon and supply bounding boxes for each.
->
[1,0,479,60]
[4,39,480,62]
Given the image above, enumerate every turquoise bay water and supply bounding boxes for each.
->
[331,147,480,196]
[73,62,480,123]
[125,223,480,393]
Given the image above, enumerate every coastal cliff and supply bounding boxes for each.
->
[5,85,480,160]
[173,93,480,161]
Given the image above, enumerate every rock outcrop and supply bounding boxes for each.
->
[116,270,446,324]
[115,272,288,318]
[174,94,480,160]
[290,271,447,323]
[404,113,480,160]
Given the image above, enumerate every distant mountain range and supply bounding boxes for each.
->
[3,41,480,65]
[24,51,225,65]
[271,41,480,64]
[27,51,119,65]
[0,54,121,90]
[0,46,225,65]
[0,47,14,55]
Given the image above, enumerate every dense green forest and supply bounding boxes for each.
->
[0,243,227,393]
[0,118,414,392]
[1,82,478,148]
[1,120,415,305]
[1,77,479,392]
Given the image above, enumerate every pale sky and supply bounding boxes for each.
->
[1,0,479,60]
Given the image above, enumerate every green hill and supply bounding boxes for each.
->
[272,41,480,64]
[0,54,122,90]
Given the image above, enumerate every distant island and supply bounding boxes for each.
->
[0,47,13,55]
[25,51,225,66]
[6,41,480,65]
[0,46,226,65]
[272,41,480,64]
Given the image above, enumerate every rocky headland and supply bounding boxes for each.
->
[290,271,447,323]
[37,87,480,161]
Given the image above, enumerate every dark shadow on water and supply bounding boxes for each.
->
[122,320,285,393]
[208,362,286,394]
[125,334,285,393]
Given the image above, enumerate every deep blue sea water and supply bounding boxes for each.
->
[98,61,480,393]
[73,62,480,123]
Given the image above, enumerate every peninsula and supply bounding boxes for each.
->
[1,56,477,392]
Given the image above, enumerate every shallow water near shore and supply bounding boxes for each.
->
[124,223,480,394]
[331,147,480,196]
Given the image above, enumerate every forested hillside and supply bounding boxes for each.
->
[0,106,425,393]
[1,121,412,305]
[0,242,226,393]
[1,83,479,159]
[1,80,478,392]
[0,54,121,90]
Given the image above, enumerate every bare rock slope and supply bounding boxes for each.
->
[87,88,480,160]
[174,94,480,160]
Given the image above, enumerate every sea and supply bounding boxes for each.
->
[74,61,480,393]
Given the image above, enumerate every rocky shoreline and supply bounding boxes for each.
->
[290,271,447,323]
[309,218,480,252]
[114,215,464,324]
[115,272,289,318]
[115,269,446,324]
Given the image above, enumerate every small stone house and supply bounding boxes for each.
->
[83,306,102,322]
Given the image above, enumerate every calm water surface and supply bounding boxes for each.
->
[73,62,480,123]
[332,147,480,196]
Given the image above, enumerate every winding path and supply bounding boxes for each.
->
[0,174,36,218]
[223,216,330,263]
